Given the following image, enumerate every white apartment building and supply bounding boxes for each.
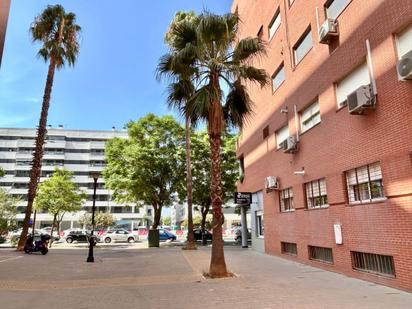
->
[0,127,152,230]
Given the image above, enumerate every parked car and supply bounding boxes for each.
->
[193,228,213,241]
[8,228,59,243]
[234,227,251,244]
[159,229,176,241]
[102,229,136,243]
[65,230,99,245]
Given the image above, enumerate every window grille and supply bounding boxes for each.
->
[351,251,395,277]
[308,246,333,264]
[281,242,297,255]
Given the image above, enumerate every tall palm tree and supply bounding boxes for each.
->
[159,14,199,250]
[17,5,81,250]
[162,12,268,277]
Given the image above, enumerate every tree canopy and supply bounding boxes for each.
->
[103,114,186,229]
[79,212,115,230]
[0,188,19,235]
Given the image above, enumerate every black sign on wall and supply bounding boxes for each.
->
[234,192,252,205]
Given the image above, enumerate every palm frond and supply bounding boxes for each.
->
[232,37,266,63]
[224,80,254,128]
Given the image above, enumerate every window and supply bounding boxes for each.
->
[308,246,333,264]
[301,101,321,133]
[305,178,328,209]
[262,125,269,139]
[268,9,281,40]
[293,28,312,65]
[272,64,285,92]
[257,25,263,39]
[239,155,245,182]
[280,188,294,212]
[276,125,289,149]
[346,162,384,204]
[351,251,395,277]
[281,242,297,255]
[336,62,370,108]
[256,211,264,237]
[395,23,412,59]
[325,0,351,19]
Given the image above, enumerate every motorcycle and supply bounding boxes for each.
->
[24,234,50,255]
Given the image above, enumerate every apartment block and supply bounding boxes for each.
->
[233,0,412,291]
[0,127,152,230]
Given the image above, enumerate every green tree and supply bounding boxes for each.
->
[103,114,186,237]
[161,216,171,226]
[0,188,19,235]
[0,167,4,178]
[34,169,85,247]
[182,215,212,230]
[191,130,238,245]
[160,11,200,250]
[79,212,115,230]
[159,11,268,277]
[18,5,81,250]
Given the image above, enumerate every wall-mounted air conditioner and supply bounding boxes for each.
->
[397,49,412,81]
[347,84,376,115]
[281,136,298,153]
[318,18,339,44]
[265,176,279,192]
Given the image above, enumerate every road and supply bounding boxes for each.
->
[0,246,411,309]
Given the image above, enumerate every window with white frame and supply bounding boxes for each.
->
[276,125,289,149]
[268,9,281,40]
[256,211,264,237]
[395,23,412,59]
[272,64,285,92]
[305,178,328,209]
[280,188,294,212]
[293,28,312,65]
[325,0,351,19]
[335,62,370,108]
[301,101,320,133]
[346,162,384,203]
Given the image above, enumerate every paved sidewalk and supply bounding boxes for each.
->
[0,246,410,308]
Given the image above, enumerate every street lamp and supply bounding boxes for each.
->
[87,171,100,263]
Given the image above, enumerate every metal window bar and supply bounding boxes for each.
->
[308,246,333,264]
[351,251,395,277]
[281,242,297,255]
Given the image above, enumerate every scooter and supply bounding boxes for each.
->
[24,234,50,255]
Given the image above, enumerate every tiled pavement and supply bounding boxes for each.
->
[0,246,411,309]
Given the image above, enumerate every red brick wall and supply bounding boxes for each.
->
[233,0,412,291]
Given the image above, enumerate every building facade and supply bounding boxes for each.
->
[0,0,10,68]
[0,127,152,230]
[233,0,412,291]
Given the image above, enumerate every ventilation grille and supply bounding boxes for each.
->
[308,246,333,264]
[351,251,395,277]
[281,242,297,256]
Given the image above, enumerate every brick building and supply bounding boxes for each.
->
[233,0,412,291]
[0,0,11,67]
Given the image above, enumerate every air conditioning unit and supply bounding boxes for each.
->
[397,49,412,81]
[281,136,298,153]
[265,176,279,191]
[347,84,376,115]
[318,18,339,44]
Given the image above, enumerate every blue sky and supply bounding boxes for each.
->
[0,0,232,130]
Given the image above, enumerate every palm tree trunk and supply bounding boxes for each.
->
[17,56,57,251]
[208,131,228,277]
[184,115,196,250]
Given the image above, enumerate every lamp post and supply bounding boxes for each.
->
[87,171,100,263]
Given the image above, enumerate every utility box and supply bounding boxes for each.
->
[334,224,343,245]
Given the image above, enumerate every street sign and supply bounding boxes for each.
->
[234,192,252,205]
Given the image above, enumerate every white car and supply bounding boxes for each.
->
[102,229,136,243]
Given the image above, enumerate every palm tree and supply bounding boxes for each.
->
[158,13,199,250]
[17,5,81,250]
[161,12,268,277]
